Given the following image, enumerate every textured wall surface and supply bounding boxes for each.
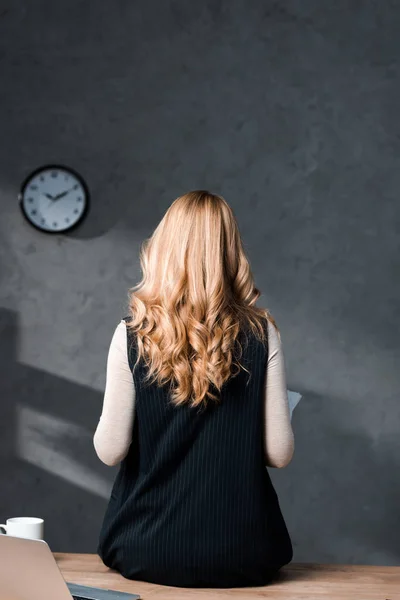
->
[0,0,399,564]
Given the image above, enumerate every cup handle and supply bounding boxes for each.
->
[0,524,7,535]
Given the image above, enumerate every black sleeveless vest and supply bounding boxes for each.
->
[98,320,293,588]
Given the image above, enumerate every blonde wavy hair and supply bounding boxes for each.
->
[128,190,279,407]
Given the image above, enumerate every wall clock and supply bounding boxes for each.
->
[19,165,89,233]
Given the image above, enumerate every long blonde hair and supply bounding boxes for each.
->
[128,190,279,407]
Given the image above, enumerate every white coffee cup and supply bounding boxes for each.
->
[0,517,44,540]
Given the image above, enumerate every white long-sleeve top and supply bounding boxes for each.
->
[94,319,294,469]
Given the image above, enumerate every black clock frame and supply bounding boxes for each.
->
[19,164,90,234]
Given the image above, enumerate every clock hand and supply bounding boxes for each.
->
[52,186,78,201]
[44,193,54,200]
[52,191,69,201]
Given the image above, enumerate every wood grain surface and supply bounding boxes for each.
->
[55,553,400,599]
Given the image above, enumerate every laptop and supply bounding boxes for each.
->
[0,535,140,600]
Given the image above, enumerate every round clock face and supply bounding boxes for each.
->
[20,165,89,233]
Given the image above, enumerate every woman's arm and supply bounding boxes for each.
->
[263,320,295,468]
[93,321,135,466]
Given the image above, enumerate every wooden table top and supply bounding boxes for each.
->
[55,553,400,600]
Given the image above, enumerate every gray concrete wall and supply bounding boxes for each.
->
[0,0,399,564]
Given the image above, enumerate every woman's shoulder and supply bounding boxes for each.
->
[111,320,128,345]
[263,312,281,342]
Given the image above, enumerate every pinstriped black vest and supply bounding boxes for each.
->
[98,319,293,587]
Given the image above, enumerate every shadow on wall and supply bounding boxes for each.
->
[0,308,115,553]
[286,390,400,565]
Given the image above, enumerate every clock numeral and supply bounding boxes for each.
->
[41,218,46,225]
[51,171,58,178]
[30,184,38,190]
[28,197,34,203]
[65,217,70,223]
[73,184,79,190]
[31,210,37,216]
[74,209,79,214]
[77,197,82,202]
[40,176,45,182]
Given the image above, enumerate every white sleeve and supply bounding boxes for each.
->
[93,321,136,466]
[263,320,295,468]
